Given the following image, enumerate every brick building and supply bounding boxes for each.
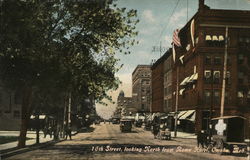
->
[172,0,250,136]
[151,52,171,113]
[132,65,151,113]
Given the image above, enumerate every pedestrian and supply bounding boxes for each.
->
[153,123,160,139]
[65,125,72,140]
[197,130,208,148]
[152,116,160,139]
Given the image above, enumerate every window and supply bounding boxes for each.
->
[238,54,244,65]
[238,72,244,83]
[204,90,211,105]
[141,104,145,110]
[214,90,220,105]
[214,56,222,65]
[247,91,250,99]
[213,71,220,83]
[13,110,20,118]
[14,90,22,105]
[226,71,231,85]
[204,56,211,65]
[225,91,229,104]
[204,70,212,83]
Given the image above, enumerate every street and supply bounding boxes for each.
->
[5,123,247,160]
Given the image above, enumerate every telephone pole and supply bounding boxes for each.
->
[152,41,167,57]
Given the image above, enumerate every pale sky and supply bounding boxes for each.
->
[96,0,250,119]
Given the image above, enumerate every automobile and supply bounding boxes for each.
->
[208,116,247,154]
[120,119,132,132]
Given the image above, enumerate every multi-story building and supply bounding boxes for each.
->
[117,90,134,116]
[163,51,173,113]
[151,52,171,113]
[0,84,22,130]
[172,0,250,136]
[132,65,151,113]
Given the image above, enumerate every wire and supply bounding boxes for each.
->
[156,0,181,47]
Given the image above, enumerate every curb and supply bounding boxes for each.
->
[0,139,64,159]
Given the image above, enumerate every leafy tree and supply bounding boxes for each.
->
[0,0,138,148]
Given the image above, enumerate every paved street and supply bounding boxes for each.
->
[6,123,247,160]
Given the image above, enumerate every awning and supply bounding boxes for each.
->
[205,35,212,41]
[177,111,187,119]
[180,77,190,86]
[212,35,218,41]
[179,110,195,120]
[189,112,196,121]
[179,55,184,64]
[219,35,224,41]
[30,115,46,120]
[188,73,198,83]
[179,88,185,95]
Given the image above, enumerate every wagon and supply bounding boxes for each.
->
[209,116,247,154]
[120,119,132,132]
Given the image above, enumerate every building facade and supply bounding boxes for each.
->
[171,0,250,136]
[0,84,22,130]
[132,65,151,113]
[117,90,135,116]
[163,52,173,113]
[151,52,171,113]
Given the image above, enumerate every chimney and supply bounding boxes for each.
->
[199,0,205,11]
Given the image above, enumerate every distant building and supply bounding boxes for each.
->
[132,65,151,113]
[0,84,22,130]
[117,90,134,116]
[171,0,250,135]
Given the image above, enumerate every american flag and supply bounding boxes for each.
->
[172,29,181,47]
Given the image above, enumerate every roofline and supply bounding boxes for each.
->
[151,48,172,70]
[132,65,152,75]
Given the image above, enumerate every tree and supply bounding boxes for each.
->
[0,0,138,148]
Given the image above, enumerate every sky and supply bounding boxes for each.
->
[96,0,250,119]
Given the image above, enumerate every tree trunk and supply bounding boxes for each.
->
[35,114,40,144]
[18,86,33,148]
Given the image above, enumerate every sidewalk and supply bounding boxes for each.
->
[0,131,77,159]
[172,131,196,139]
[0,131,53,151]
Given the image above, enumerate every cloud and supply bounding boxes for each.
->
[164,35,172,47]
[142,10,156,23]
[169,9,186,26]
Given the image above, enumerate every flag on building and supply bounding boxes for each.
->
[172,29,181,63]
[172,43,176,63]
[172,29,181,47]
[190,19,195,47]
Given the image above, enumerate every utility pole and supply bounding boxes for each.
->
[174,66,179,137]
[220,26,228,117]
[152,41,167,57]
